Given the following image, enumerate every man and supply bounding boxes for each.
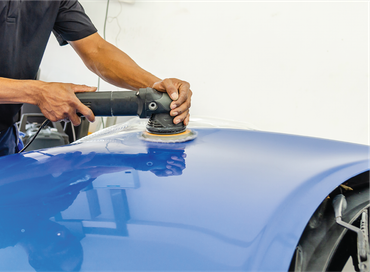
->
[0,1,192,156]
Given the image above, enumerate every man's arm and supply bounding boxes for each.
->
[69,33,192,125]
[0,77,96,126]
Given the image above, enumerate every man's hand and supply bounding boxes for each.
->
[36,82,96,126]
[152,78,192,126]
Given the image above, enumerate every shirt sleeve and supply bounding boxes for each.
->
[52,0,97,46]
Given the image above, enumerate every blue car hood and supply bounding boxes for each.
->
[0,118,368,271]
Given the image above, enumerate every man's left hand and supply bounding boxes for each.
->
[152,78,192,126]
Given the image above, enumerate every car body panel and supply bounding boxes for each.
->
[0,119,368,271]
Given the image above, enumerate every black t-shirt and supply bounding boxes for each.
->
[0,0,97,131]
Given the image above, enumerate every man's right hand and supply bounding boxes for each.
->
[36,82,96,126]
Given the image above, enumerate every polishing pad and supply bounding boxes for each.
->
[140,129,197,143]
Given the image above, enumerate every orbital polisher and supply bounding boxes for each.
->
[76,88,196,143]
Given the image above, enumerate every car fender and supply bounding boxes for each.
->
[0,119,368,271]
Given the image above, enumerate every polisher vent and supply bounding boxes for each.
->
[146,113,186,135]
[147,118,163,129]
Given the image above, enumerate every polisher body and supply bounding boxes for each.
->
[76,88,187,135]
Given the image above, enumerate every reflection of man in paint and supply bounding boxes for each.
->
[0,146,187,271]
[20,221,83,271]
[0,178,89,271]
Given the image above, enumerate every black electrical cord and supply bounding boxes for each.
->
[18,119,50,153]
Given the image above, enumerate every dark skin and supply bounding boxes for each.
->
[0,32,192,126]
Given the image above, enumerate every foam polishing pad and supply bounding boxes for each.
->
[140,129,197,143]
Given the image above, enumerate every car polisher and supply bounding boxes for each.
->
[76,88,197,143]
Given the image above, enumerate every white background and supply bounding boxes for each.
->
[40,0,369,145]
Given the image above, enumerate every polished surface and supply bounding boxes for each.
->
[0,119,368,271]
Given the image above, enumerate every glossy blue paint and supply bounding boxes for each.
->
[0,120,368,271]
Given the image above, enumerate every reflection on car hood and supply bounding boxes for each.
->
[0,118,368,271]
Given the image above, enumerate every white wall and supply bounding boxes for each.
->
[40,0,369,145]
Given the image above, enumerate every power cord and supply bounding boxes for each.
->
[18,118,50,153]
[63,121,77,142]
[97,0,110,130]
[97,0,110,93]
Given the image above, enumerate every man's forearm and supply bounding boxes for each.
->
[0,77,40,104]
[0,77,96,126]
[69,32,192,126]
[70,33,161,90]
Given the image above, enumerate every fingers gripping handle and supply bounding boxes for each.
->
[75,88,172,118]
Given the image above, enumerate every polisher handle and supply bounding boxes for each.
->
[76,91,137,116]
[75,88,172,117]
